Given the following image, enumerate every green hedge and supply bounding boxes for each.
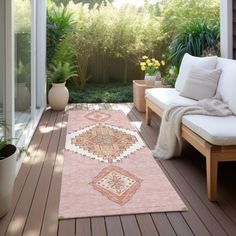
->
[68,82,133,103]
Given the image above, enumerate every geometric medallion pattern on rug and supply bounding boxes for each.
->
[85,111,112,122]
[90,166,142,205]
[66,123,145,163]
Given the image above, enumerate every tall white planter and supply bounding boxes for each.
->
[48,82,69,111]
[0,144,17,218]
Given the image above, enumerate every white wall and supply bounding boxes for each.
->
[220,0,233,59]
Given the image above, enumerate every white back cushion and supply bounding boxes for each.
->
[229,69,236,115]
[216,58,236,104]
[175,53,217,91]
[229,92,236,115]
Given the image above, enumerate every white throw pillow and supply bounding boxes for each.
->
[179,66,222,101]
[175,53,218,91]
[229,79,236,115]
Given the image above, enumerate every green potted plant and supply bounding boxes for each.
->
[0,121,17,218]
[47,61,77,110]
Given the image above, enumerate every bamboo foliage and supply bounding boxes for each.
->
[160,0,219,44]
[54,2,161,88]
[49,0,220,89]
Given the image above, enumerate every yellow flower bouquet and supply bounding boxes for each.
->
[140,56,165,85]
[140,55,165,76]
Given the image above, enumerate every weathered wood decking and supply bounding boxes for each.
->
[0,103,236,236]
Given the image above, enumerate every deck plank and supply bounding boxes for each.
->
[58,219,75,236]
[91,217,107,236]
[40,111,68,236]
[76,218,91,236]
[167,213,194,236]
[105,216,124,236]
[151,213,176,236]
[136,214,159,236]
[120,215,141,236]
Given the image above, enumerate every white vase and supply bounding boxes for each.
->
[0,144,17,218]
[144,74,156,85]
[156,71,162,81]
[48,82,69,111]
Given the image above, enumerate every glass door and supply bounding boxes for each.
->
[14,0,32,139]
[3,0,46,173]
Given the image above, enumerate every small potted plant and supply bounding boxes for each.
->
[0,121,17,217]
[47,61,77,111]
[140,56,165,85]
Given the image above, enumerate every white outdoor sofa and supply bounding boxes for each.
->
[145,56,236,201]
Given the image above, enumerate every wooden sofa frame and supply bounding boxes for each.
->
[146,97,236,201]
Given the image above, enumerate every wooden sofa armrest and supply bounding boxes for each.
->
[145,97,236,201]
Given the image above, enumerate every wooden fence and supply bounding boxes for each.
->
[87,53,144,84]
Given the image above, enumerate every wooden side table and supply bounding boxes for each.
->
[133,80,167,112]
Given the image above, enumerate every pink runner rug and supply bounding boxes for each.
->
[59,110,187,219]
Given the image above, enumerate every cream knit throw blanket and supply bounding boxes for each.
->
[153,95,232,160]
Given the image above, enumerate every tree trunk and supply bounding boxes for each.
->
[102,54,109,83]
[123,57,128,84]
[76,58,88,90]
[79,69,87,90]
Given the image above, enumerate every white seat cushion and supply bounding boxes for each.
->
[183,115,236,146]
[145,88,196,110]
[146,87,236,146]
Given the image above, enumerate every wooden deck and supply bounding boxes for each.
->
[1,103,236,236]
